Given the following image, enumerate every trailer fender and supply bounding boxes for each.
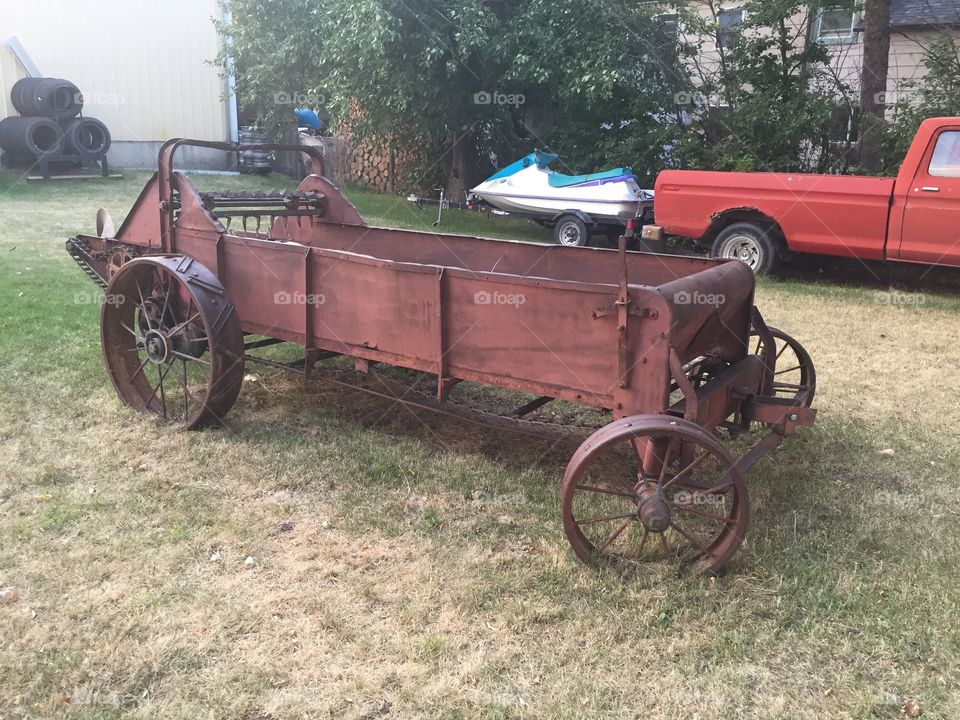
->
[551,209,594,227]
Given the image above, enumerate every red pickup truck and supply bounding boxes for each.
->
[647,117,960,274]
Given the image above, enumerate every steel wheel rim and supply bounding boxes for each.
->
[751,327,816,407]
[101,257,244,429]
[722,234,761,269]
[559,222,582,246]
[561,416,748,574]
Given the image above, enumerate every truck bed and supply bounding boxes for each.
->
[655,170,896,259]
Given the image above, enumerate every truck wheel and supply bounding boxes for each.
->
[554,215,588,247]
[712,222,780,274]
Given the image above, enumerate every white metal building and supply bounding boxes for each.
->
[0,0,237,168]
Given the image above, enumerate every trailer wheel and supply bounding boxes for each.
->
[101,256,245,429]
[554,214,588,247]
[750,326,816,407]
[712,222,780,274]
[561,415,749,574]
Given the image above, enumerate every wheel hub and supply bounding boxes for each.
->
[636,481,671,533]
[726,235,760,268]
[144,329,170,364]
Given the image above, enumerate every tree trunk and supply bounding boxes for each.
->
[858,0,891,172]
[444,131,479,202]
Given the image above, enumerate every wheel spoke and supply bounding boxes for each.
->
[182,359,190,423]
[171,350,210,365]
[774,365,802,376]
[145,362,173,411]
[657,437,680,486]
[120,321,142,341]
[669,521,711,557]
[697,479,735,496]
[660,532,672,559]
[597,517,633,552]
[576,484,635,499]
[673,502,731,524]
[129,356,149,383]
[157,364,168,419]
[632,528,650,559]
[166,311,201,339]
[576,512,637,526]
[135,281,153,331]
[661,450,710,490]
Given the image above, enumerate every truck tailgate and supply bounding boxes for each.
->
[655,170,896,259]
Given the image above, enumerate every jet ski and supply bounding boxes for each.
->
[469,150,652,223]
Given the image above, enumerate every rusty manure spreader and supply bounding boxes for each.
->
[67,139,817,573]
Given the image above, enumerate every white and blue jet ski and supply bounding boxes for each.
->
[469,150,652,223]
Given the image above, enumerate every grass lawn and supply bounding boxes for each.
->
[1,167,959,719]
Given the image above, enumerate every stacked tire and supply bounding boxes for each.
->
[0,77,111,163]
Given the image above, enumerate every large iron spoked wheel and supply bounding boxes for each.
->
[101,256,244,429]
[750,326,816,407]
[561,415,749,574]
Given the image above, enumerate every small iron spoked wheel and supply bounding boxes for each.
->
[101,256,244,429]
[561,415,749,574]
[712,221,780,275]
[750,326,816,407]
[554,214,589,247]
[105,247,136,281]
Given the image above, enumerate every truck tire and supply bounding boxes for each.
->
[11,77,82,118]
[0,116,64,157]
[554,214,588,247]
[712,222,780,275]
[60,118,111,158]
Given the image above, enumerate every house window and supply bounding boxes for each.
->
[717,8,743,50]
[814,7,858,44]
[658,14,679,42]
[929,131,960,177]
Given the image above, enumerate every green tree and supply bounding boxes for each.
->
[215,0,328,133]
[672,0,847,172]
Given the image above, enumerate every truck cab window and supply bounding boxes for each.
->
[929,131,960,177]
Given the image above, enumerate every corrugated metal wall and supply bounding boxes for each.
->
[0,0,229,142]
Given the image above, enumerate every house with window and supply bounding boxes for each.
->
[683,0,960,105]
[0,0,238,169]
[816,0,960,105]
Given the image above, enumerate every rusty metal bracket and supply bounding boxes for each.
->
[616,235,631,389]
[668,347,698,422]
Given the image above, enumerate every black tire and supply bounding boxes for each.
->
[554,214,589,247]
[11,77,82,118]
[60,118,111,158]
[0,116,64,157]
[711,221,781,275]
